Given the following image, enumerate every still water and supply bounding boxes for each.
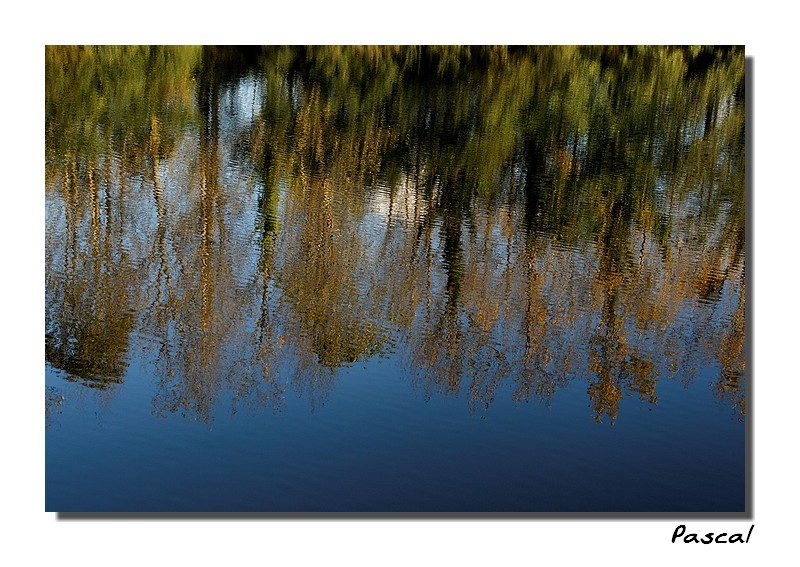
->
[45,46,746,512]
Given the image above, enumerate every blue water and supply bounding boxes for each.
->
[45,46,746,513]
[46,352,743,512]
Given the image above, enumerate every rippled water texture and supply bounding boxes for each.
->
[45,46,746,512]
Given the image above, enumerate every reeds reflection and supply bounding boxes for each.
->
[45,46,745,424]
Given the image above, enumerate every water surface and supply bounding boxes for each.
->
[45,46,746,512]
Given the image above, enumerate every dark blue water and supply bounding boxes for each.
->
[46,353,743,512]
[45,46,746,512]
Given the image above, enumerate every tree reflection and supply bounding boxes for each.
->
[45,152,139,388]
[45,46,746,422]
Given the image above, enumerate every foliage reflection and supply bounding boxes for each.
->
[45,46,745,424]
